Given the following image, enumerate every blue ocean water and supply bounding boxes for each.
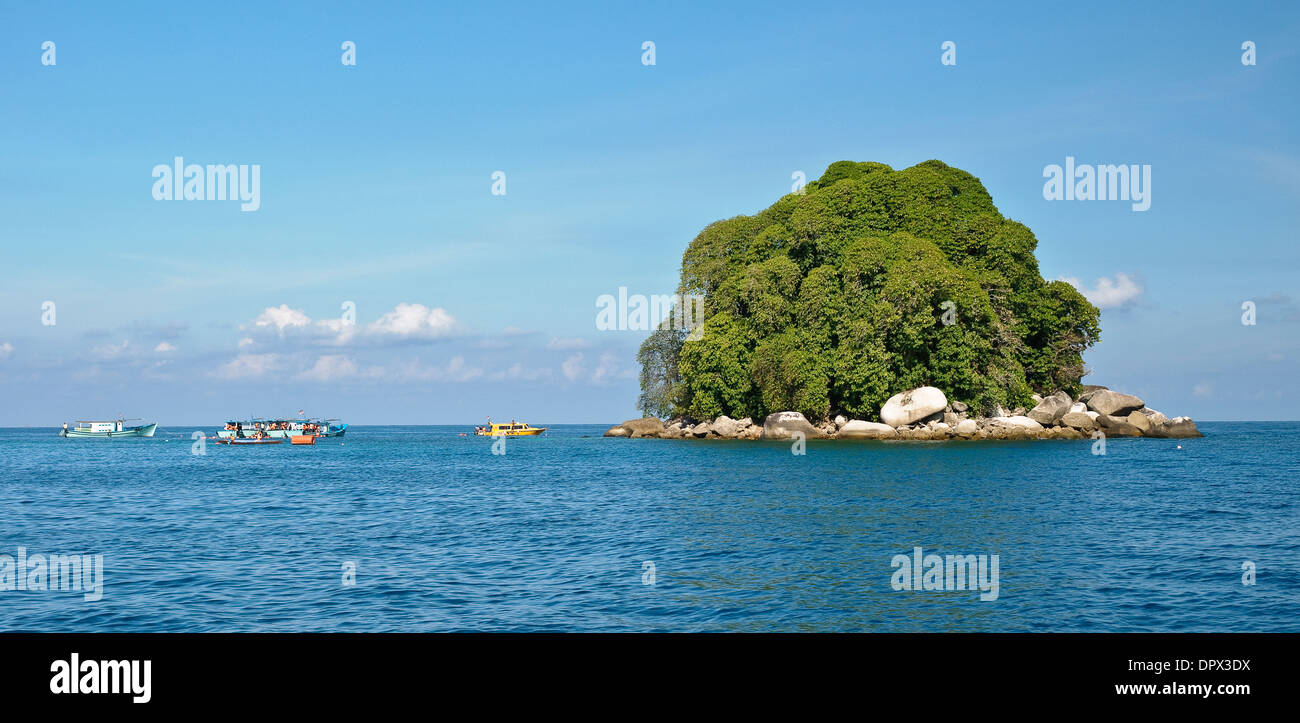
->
[0,423,1295,632]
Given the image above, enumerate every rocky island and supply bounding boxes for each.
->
[606,383,1201,441]
[618,160,1202,441]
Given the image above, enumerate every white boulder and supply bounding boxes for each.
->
[838,420,897,439]
[761,411,824,440]
[880,386,948,428]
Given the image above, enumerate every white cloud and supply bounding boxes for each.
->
[254,304,312,333]
[154,342,176,353]
[316,317,359,344]
[592,353,631,387]
[0,342,12,359]
[546,337,591,351]
[369,303,457,337]
[1059,273,1143,309]
[92,340,131,358]
[562,353,585,381]
[245,303,459,348]
[296,355,358,382]
[213,353,280,379]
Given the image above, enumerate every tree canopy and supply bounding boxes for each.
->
[638,160,1101,422]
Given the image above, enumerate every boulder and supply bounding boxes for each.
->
[880,386,949,428]
[833,415,848,428]
[711,416,740,438]
[1060,411,1097,431]
[1046,426,1085,440]
[1028,391,1073,425]
[739,424,763,439]
[1096,414,1142,437]
[896,426,938,440]
[953,419,978,437]
[1125,411,1152,433]
[690,421,712,438]
[603,425,630,437]
[761,411,824,440]
[660,423,684,439]
[838,420,897,439]
[736,417,754,428]
[943,412,961,425]
[1138,408,1168,426]
[619,417,665,437]
[817,421,838,436]
[1086,390,1145,417]
[951,401,969,413]
[996,415,1045,432]
[1148,417,1202,438]
[978,416,1043,440]
[985,417,1041,439]
[1069,402,1087,413]
[1078,385,1109,403]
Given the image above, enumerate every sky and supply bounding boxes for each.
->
[0,0,1297,425]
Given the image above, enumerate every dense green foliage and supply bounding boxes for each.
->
[638,160,1101,422]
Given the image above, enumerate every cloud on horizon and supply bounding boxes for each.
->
[1060,273,1144,309]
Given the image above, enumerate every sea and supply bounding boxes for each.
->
[0,423,1295,632]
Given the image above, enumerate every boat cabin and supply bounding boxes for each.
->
[74,420,124,433]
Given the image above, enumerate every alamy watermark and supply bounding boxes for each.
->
[0,547,103,601]
[1043,156,1150,212]
[596,288,705,333]
[152,156,261,211]
[50,654,150,703]
[890,546,999,601]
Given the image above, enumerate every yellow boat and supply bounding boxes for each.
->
[475,421,546,436]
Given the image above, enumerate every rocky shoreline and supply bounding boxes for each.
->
[604,385,1202,441]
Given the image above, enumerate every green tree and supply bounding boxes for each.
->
[636,323,686,418]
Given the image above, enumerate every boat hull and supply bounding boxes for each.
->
[61,423,157,438]
[475,428,546,436]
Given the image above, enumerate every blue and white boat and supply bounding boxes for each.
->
[60,419,157,438]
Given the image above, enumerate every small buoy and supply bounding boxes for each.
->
[1176,445,1182,450]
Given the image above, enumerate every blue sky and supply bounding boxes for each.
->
[1,0,1297,425]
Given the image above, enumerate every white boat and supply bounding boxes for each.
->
[60,419,157,438]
